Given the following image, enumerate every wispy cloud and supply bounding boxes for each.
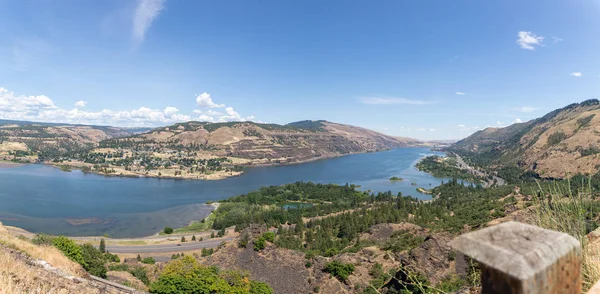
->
[455,92,466,95]
[74,100,87,108]
[571,72,582,77]
[514,106,537,113]
[11,37,53,71]
[133,0,166,44]
[517,31,544,50]
[359,97,433,105]
[552,36,563,44]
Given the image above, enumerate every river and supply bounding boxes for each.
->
[0,148,448,237]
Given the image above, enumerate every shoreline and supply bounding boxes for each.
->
[0,161,27,168]
[42,146,413,181]
[4,202,222,241]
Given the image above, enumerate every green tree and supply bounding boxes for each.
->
[52,236,86,267]
[141,257,156,264]
[239,232,250,248]
[253,237,266,251]
[150,255,273,294]
[99,238,106,253]
[191,235,196,241]
[262,232,275,243]
[250,281,274,294]
[324,261,355,282]
[80,244,107,278]
[163,227,174,234]
[136,254,142,262]
[181,236,186,242]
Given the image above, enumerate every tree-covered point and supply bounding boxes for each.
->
[415,155,483,183]
[213,182,379,230]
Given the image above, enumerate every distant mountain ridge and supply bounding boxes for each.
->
[124,120,425,163]
[448,99,600,178]
[1,119,432,179]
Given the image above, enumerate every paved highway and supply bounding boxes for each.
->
[452,153,506,187]
[105,237,234,253]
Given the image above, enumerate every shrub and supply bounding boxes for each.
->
[163,227,174,234]
[150,256,273,293]
[53,236,86,267]
[181,236,186,242]
[239,232,250,248]
[136,254,142,262]
[80,244,107,278]
[191,235,196,241]
[31,233,55,246]
[201,248,214,257]
[547,131,567,146]
[250,281,274,294]
[141,257,156,264]
[104,252,120,263]
[324,260,355,282]
[253,236,266,251]
[262,232,275,243]
[108,263,129,271]
[129,266,150,285]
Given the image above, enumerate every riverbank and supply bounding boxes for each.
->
[45,147,406,181]
[0,161,26,168]
[4,202,223,242]
[46,161,243,181]
[0,147,447,237]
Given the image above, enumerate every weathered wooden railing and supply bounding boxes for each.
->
[450,221,582,294]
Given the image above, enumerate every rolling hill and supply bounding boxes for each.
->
[1,119,428,180]
[448,99,600,179]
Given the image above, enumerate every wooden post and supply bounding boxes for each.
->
[450,221,581,294]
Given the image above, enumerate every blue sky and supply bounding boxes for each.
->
[1,0,599,140]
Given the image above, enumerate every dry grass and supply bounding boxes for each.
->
[0,223,85,278]
[531,181,600,291]
[0,248,57,294]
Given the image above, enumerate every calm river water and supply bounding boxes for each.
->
[0,148,448,237]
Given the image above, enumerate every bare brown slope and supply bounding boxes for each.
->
[124,120,420,165]
[450,99,600,178]
[0,123,135,157]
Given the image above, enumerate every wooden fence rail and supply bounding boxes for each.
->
[450,221,582,294]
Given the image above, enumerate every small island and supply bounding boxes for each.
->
[416,187,432,194]
[389,176,403,182]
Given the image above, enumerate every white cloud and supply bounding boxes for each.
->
[0,87,56,113]
[457,124,466,128]
[133,0,166,43]
[196,92,225,108]
[552,36,563,43]
[515,118,522,123]
[163,106,178,116]
[455,92,466,95]
[517,31,544,50]
[359,97,432,105]
[571,72,582,77]
[0,87,254,127]
[197,115,215,122]
[514,106,537,113]
[74,100,87,108]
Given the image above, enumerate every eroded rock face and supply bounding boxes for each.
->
[204,242,313,294]
[395,233,456,285]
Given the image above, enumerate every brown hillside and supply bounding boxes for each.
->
[450,99,600,178]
